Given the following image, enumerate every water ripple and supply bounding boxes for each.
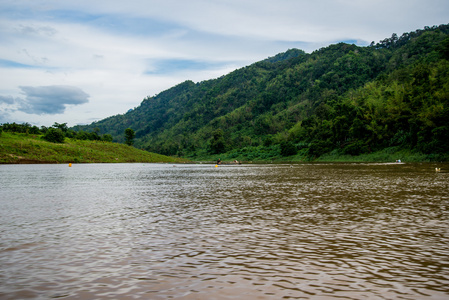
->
[1,163,449,299]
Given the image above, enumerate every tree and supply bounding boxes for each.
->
[280,141,297,156]
[43,128,65,143]
[308,140,332,157]
[209,129,225,154]
[102,134,113,142]
[439,37,449,60]
[52,122,68,132]
[124,128,135,146]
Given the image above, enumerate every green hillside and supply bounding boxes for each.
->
[74,24,449,162]
[0,132,188,164]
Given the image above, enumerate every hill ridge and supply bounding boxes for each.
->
[74,24,449,161]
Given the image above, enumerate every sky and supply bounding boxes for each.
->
[0,0,448,127]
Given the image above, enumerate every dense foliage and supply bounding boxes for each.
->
[124,128,135,146]
[0,122,113,143]
[74,24,449,161]
[42,128,65,143]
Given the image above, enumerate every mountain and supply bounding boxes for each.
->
[74,24,449,161]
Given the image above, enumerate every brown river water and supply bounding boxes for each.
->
[0,162,448,299]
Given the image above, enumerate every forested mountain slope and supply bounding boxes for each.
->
[74,24,449,161]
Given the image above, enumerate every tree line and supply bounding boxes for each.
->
[1,122,136,146]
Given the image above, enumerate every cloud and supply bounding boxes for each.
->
[17,85,89,115]
[17,24,58,37]
[0,95,15,104]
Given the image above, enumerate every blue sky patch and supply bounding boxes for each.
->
[0,59,38,69]
[146,59,228,75]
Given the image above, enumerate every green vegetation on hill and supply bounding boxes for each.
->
[71,24,449,162]
[0,132,187,164]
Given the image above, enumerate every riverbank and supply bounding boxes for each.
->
[3,132,446,165]
[0,132,189,164]
[188,145,448,164]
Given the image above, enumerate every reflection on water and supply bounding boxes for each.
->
[1,163,449,299]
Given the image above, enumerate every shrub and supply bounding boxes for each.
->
[102,134,113,142]
[43,128,65,143]
[308,140,333,157]
[280,141,297,156]
[343,141,369,155]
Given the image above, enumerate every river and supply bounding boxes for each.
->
[1,163,448,299]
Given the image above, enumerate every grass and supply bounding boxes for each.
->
[190,144,283,163]
[0,132,189,164]
[187,145,447,164]
[315,147,447,163]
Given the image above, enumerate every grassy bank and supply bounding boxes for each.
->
[4,132,442,165]
[314,147,448,163]
[188,145,447,164]
[0,132,189,164]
